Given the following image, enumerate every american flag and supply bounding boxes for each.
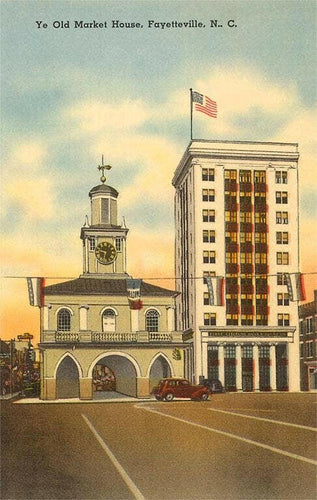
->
[192,91,217,118]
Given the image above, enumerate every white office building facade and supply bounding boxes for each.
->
[173,140,300,392]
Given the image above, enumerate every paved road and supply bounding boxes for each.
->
[1,393,316,499]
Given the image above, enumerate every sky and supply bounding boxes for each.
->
[1,0,316,343]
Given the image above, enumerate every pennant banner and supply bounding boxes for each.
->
[205,276,225,306]
[27,278,45,307]
[284,273,306,301]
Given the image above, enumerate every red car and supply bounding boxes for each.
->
[152,378,210,402]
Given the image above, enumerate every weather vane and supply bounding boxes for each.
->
[98,155,112,184]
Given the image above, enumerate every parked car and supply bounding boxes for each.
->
[152,378,210,402]
[201,378,225,393]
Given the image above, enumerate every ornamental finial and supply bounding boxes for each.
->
[98,155,112,184]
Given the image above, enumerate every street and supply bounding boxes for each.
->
[1,393,316,499]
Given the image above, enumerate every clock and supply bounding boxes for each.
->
[95,241,117,265]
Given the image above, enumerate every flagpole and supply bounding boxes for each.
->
[190,88,193,141]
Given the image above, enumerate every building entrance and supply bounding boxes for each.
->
[92,364,116,392]
[92,354,138,399]
[56,356,80,399]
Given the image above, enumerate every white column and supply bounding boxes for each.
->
[43,304,51,330]
[194,330,202,384]
[236,344,242,392]
[130,309,139,332]
[202,342,208,379]
[166,306,175,332]
[79,306,89,330]
[253,344,260,392]
[270,344,277,391]
[218,345,225,387]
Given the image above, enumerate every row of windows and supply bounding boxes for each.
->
[89,237,122,252]
[203,313,290,326]
[202,211,288,225]
[57,308,161,332]
[225,232,287,244]
[205,169,287,184]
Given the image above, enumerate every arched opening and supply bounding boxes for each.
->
[145,309,159,332]
[102,309,116,332]
[56,356,79,399]
[149,355,172,392]
[91,354,138,399]
[57,308,71,331]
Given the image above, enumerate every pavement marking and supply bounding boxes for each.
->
[82,414,145,500]
[135,404,317,466]
[208,408,317,432]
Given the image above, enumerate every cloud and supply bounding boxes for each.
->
[10,140,47,170]
[5,177,55,220]
[66,99,150,133]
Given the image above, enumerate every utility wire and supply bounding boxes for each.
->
[2,271,317,280]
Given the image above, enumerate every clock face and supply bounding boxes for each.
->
[95,241,117,265]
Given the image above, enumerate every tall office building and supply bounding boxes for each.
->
[173,140,301,392]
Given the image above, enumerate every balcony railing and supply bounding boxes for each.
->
[42,330,183,344]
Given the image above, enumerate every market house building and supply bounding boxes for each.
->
[38,163,183,400]
[173,140,301,392]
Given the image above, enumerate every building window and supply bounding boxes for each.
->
[276,191,288,204]
[115,237,122,252]
[255,253,267,264]
[145,309,159,332]
[256,314,268,326]
[226,314,238,325]
[242,345,253,358]
[202,189,215,201]
[89,237,96,251]
[276,211,289,224]
[259,345,270,358]
[277,273,287,285]
[57,309,71,331]
[204,292,210,305]
[255,212,266,224]
[278,313,290,326]
[276,171,288,184]
[306,341,314,358]
[277,252,289,265]
[300,343,304,358]
[203,229,215,243]
[225,345,236,358]
[255,232,266,243]
[225,211,237,222]
[226,252,237,264]
[241,315,253,325]
[102,309,116,332]
[202,168,214,181]
[276,232,289,244]
[225,170,237,180]
[204,313,216,326]
[239,171,251,183]
[240,212,252,223]
[240,232,252,243]
[277,293,290,306]
[203,251,216,263]
[203,271,216,283]
[254,171,266,183]
[203,209,215,222]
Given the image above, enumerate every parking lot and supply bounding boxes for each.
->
[1,392,316,499]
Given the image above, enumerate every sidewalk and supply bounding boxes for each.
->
[15,391,153,404]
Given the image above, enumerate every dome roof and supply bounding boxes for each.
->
[89,184,118,198]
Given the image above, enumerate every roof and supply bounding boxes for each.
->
[44,277,178,297]
[89,184,118,198]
